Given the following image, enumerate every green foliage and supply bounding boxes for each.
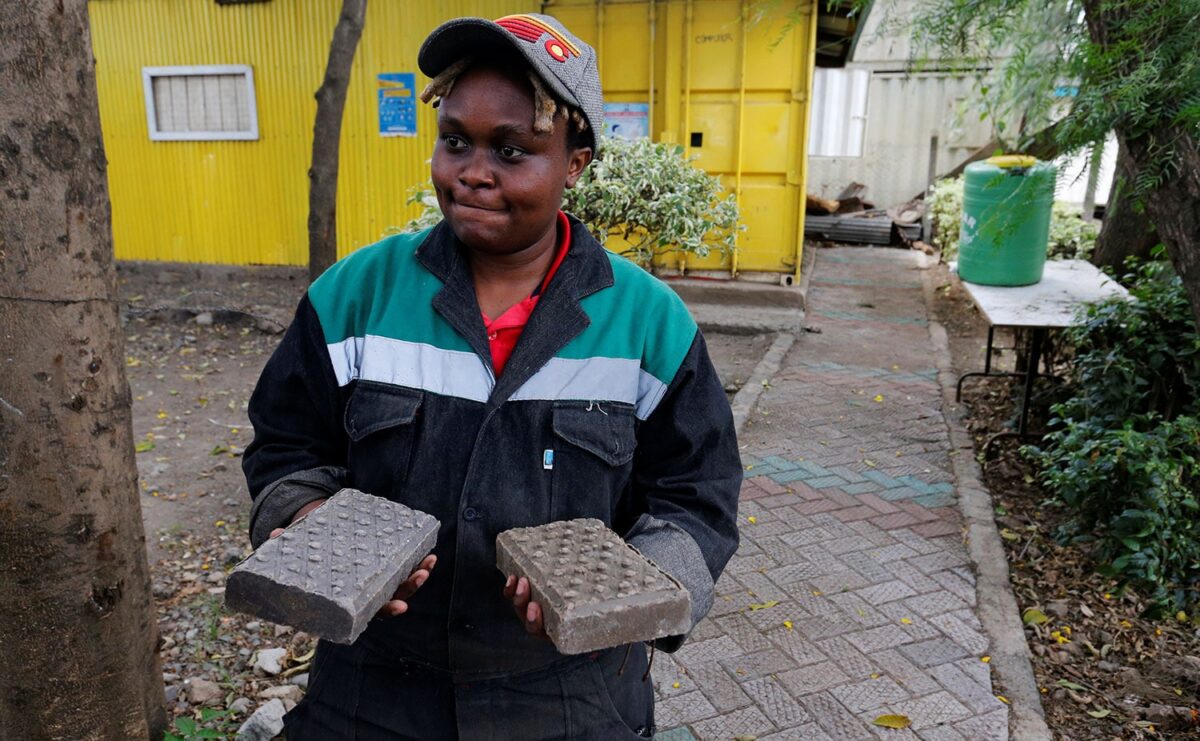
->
[1029,260,1200,612]
[906,0,1200,195]
[927,176,1097,262]
[164,708,235,741]
[563,137,741,264]
[393,137,741,266]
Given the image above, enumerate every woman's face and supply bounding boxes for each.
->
[431,64,592,256]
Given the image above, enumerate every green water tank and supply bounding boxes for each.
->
[958,155,1056,286]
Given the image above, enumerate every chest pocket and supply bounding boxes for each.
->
[550,401,637,521]
[344,381,423,496]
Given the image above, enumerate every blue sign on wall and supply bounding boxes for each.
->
[378,73,417,137]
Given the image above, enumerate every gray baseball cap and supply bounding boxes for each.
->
[418,14,604,150]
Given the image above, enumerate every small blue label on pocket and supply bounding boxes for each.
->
[543,449,554,470]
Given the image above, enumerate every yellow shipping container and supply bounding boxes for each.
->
[89,0,814,279]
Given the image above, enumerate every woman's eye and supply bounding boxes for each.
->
[442,135,466,150]
[498,145,525,159]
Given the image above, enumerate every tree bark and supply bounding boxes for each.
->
[1090,139,1159,273]
[1080,0,1200,329]
[308,0,367,284]
[0,2,166,739]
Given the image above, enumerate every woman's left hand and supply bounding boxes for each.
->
[503,575,549,640]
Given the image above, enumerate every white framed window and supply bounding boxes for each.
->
[809,67,870,158]
[142,65,259,141]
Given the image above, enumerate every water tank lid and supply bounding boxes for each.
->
[985,154,1038,169]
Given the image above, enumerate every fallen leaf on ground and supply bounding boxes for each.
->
[749,601,779,611]
[871,714,911,729]
[1023,608,1049,625]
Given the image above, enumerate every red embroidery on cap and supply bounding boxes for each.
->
[495,14,580,63]
[545,40,568,62]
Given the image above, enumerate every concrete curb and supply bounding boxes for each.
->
[729,332,796,436]
[919,266,1052,740]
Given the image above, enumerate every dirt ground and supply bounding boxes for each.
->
[117,260,774,733]
[927,262,1200,741]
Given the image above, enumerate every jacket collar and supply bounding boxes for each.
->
[415,214,614,405]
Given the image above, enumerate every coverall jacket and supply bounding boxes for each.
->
[242,215,741,738]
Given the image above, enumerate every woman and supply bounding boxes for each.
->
[242,13,740,739]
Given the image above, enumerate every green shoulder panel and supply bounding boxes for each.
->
[567,253,698,386]
[306,228,470,352]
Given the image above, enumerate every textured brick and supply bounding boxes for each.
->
[799,691,878,741]
[496,519,690,654]
[929,613,989,655]
[912,519,964,538]
[690,706,776,740]
[904,590,970,618]
[715,613,775,654]
[885,691,973,730]
[778,661,850,695]
[953,707,1009,739]
[928,662,1004,714]
[767,626,830,667]
[812,636,876,680]
[899,638,971,668]
[743,676,812,727]
[654,690,718,728]
[845,624,913,653]
[690,662,754,712]
[854,580,917,605]
[830,676,910,713]
[225,488,439,645]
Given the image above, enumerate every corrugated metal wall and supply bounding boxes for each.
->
[807,71,993,208]
[549,0,817,280]
[89,0,535,265]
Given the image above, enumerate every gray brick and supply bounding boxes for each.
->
[721,648,797,681]
[846,623,913,653]
[928,662,1004,714]
[830,676,911,713]
[916,727,968,741]
[929,612,989,655]
[690,662,754,712]
[767,626,830,667]
[854,580,918,605]
[758,723,835,741]
[778,661,850,695]
[779,527,835,548]
[743,676,813,727]
[715,613,775,654]
[909,550,970,575]
[654,690,718,728]
[825,535,877,555]
[953,707,1008,740]
[871,648,942,695]
[828,592,890,628]
[904,590,969,618]
[810,570,871,594]
[799,691,878,741]
[690,706,776,741]
[899,638,971,668]
[886,691,972,730]
[929,569,977,606]
[812,636,876,680]
[675,635,743,669]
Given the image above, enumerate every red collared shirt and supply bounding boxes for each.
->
[481,211,571,376]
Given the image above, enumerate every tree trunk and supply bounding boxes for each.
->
[308,0,368,284]
[1079,0,1200,329]
[1129,131,1200,331]
[1090,139,1159,273]
[0,2,166,739]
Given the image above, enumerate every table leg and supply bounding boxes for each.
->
[1017,328,1046,436]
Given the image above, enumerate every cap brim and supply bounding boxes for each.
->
[417,17,584,116]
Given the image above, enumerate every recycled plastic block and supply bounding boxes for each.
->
[226,488,439,645]
[496,518,691,654]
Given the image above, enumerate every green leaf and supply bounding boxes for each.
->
[174,717,197,735]
[1056,679,1087,691]
[210,444,230,455]
[1022,608,1050,625]
[196,731,224,739]
[1000,528,1021,542]
[135,439,155,453]
[748,600,779,611]
[871,714,912,729]
[1087,708,1112,718]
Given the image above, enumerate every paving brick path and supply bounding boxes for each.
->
[654,247,1009,740]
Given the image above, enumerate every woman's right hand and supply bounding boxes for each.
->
[267,497,436,618]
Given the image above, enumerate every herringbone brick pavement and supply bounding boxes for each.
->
[655,247,1008,740]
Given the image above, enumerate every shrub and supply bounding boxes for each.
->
[928,175,1098,263]
[1029,258,1200,612]
[394,137,741,266]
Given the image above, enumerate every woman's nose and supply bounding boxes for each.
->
[458,150,494,188]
